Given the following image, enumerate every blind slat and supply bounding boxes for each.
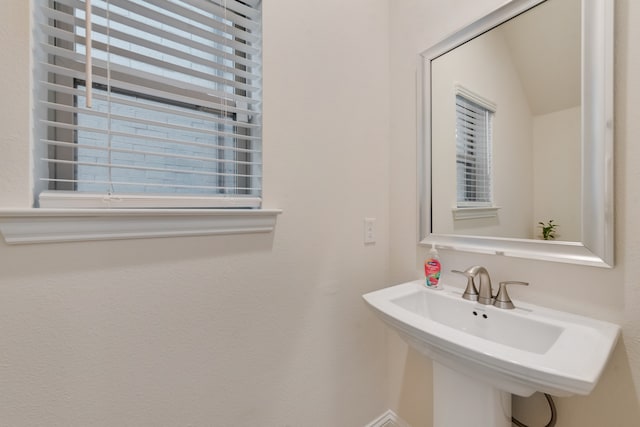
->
[102,0,260,56]
[142,0,261,42]
[88,39,257,94]
[41,5,261,69]
[43,138,259,158]
[90,4,260,66]
[41,82,259,130]
[48,0,260,46]
[41,101,261,142]
[41,121,263,150]
[42,62,262,118]
[42,178,259,193]
[38,191,262,209]
[40,21,260,83]
[41,47,261,107]
[43,158,261,177]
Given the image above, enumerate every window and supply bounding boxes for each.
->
[34,0,262,209]
[455,89,494,208]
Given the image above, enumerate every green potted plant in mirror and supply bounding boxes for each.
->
[538,219,558,240]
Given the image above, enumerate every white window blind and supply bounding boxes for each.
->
[455,93,493,208]
[35,0,262,209]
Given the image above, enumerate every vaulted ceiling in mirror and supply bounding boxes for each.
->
[502,0,581,115]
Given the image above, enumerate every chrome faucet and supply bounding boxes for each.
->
[454,265,529,309]
[464,265,494,305]
[451,268,479,301]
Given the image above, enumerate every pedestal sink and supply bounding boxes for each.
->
[363,280,620,427]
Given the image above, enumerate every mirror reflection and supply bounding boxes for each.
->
[430,0,581,241]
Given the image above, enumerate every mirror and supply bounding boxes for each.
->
[418,0,614,267]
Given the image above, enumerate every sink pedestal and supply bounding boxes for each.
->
[433,362,511,427]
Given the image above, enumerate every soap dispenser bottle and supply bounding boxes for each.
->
[424,244,442,289]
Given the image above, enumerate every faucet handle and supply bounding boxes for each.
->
[493,281,529,309]
[451,269,479,302]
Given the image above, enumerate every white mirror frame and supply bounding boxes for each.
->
[418,0,614,268]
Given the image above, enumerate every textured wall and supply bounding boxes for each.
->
[388,0,640,426]
[0,0,391,425]
[0,1,32,207]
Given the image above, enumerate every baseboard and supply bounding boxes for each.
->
[365,410,411,427]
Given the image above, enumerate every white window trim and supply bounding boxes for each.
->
[0,208,281,245]
[38,191,262,209]
[452,206,500,220]
[454,84,497,113]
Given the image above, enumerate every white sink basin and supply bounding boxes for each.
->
[363,280,620,397]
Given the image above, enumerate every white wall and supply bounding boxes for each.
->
[533,106,581,241]
[390,1,640,426]
[0,1,391,425]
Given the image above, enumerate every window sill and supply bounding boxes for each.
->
[0,208,281,244]
[452,206,500,220]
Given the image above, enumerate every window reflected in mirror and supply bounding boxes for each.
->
[430,0,581,241]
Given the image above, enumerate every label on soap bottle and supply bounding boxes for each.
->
[425,258,441,288]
